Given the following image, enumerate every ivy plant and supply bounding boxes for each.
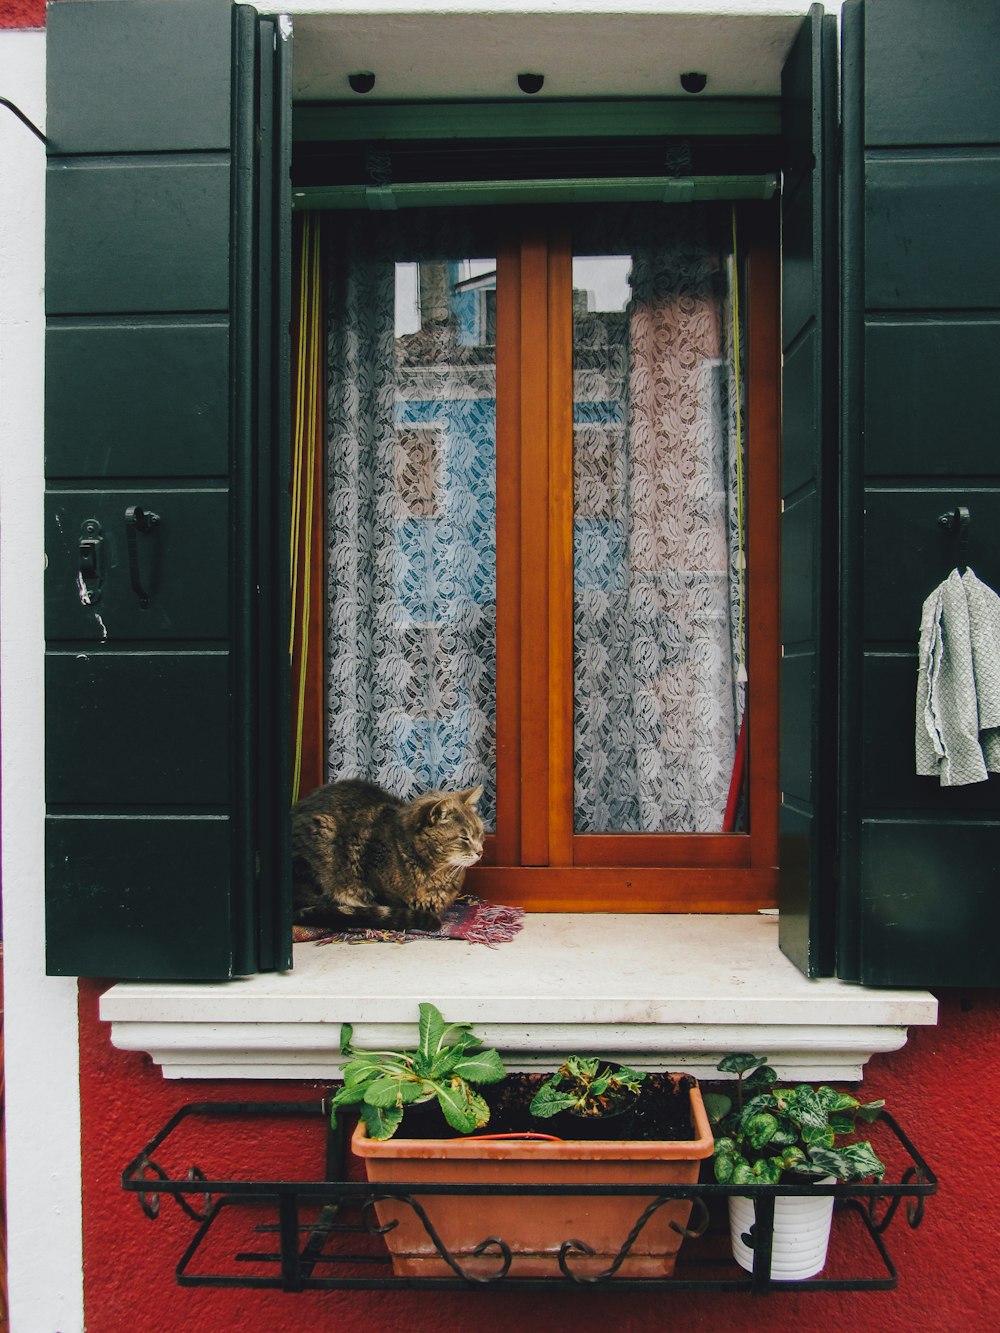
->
[329,1001,506,1141]
[704,1054,886,1185]
[529,1056,646,1121]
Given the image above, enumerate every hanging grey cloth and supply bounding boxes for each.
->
[915,568,1000,785]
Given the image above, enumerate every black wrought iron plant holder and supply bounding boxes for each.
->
[122,1099,936,1294]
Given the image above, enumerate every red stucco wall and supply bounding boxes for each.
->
[79,979,1000,1332]
[0,1,44,29]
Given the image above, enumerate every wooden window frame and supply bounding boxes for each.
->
[299,204,780,913]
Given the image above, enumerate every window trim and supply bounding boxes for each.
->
[297,202,781,913]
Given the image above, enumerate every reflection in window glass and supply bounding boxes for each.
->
[326,216,498,827]
[572,212,745,835]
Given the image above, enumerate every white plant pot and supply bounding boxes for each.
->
[728,1182,835,1281]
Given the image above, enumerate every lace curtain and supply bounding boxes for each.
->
[324,206,745,836]
[324,213,499,826]
[572,207,745,833]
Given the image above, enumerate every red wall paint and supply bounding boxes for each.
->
[79,978,1000,1332]
[0,1,44,29]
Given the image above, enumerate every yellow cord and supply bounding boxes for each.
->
[730,205,746,682]
[290,214,321,802]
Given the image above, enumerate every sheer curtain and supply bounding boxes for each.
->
[323,205,746,838]
[572,206,746,833]
[324,213,498,826]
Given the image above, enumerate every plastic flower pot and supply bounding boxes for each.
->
[728,1178,836,1281]
[351,1077,713,1279]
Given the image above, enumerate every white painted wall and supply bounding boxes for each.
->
[0,29,85,1333]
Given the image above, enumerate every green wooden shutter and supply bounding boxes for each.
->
[777,4,839,978]
[44,0,291,979]
[839,0,1000,986]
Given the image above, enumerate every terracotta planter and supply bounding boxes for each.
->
[351,1078,713,1279]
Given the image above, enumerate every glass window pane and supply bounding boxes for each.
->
[573,209,745,834]
[326,214,498,828]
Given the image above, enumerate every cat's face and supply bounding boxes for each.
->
[421,784,485,867]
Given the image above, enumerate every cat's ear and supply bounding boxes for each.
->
[460,784,484,807]
[425,798,446,825]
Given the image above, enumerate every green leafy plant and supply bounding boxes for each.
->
[330,1002,506,1141]
[529,1056,647,1121]
[705,1054,886,1185]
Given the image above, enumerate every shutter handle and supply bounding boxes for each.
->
[125,505,161,608]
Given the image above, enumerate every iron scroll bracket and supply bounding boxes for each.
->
[119,1099,937,1295]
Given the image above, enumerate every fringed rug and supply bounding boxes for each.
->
[292,895,525,949]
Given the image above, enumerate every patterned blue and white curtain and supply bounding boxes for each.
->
[324,213,499,826]
[571,207,745,833]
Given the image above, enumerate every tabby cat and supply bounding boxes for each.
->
[291,778,485,932]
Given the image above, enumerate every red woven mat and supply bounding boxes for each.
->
[292,895,525,949]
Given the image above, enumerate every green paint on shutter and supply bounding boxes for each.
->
[841,0,1000,987]
[777,5,839,980]
[46,159,232,314]
[46,322,231,479]
[45,0,232,154]
[43,0,292,979]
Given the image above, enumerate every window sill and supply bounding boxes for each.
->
[100,913,937,1082]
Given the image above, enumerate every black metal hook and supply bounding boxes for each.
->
[938,505,970,572]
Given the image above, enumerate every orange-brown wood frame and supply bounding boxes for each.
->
[305,206,781,911]
[472,205,781,910]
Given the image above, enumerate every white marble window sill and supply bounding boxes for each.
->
[100,913,937,1082]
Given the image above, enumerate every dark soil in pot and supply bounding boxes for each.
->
[401,1072,698,1141]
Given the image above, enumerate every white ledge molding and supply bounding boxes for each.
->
[101,914,937,1082]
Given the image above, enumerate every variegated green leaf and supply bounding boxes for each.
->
[732,1160,758,1187]
[818,1087,860,1113]
[743,1112,780,1150]
[754,1156,784,1184]
[714,1153,736,1184]
[746,1064,778,1087]
[801,1120,835,1148]
[788,1085,827,1132]
[741,1092,778,1121]
[717,1052,767,1076]
[857,1099,885,1123]
[810,1140,885,1182]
